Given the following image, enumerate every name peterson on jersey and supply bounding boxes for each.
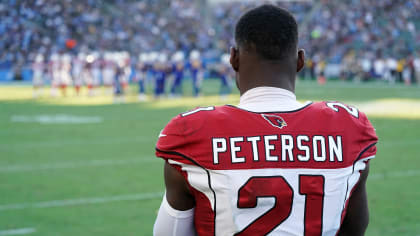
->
[211,132,343,165]
[156,103,377,170]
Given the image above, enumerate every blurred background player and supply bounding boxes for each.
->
[72,52,85,96]
[135,53,148,101]
[102,52,117,95]
[49,53,61,97]
[169,51,185,98]
[82,55,95,96]
[188,50,204,97]
[117,51,131,93]
[217,53,233,100]
[405,55,418,85]
[385,56,398,83]
[59,54,72,97]
[301,57,315,80]
[360,52,374,82]
[91,53,102,96]
[374,56,386,80]
[113,64,125,103]
[314,53,326,85]
[32,53,45,98]
[153,52,169,99]
[84,53,100,96]
[396,57,405,83]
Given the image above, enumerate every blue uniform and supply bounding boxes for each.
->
[136,67,147,94]
[170,64,184,96]
[114,71,123,95]
[154,69,167,97]
[219,72,231,95]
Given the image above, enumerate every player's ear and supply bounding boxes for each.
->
[230,47,239,72]
[297,49,305,73]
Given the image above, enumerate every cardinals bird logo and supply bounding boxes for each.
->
[262,114,287,129]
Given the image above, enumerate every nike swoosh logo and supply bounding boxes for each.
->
[159,133,167,138]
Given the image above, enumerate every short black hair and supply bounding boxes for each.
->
[235,5,298,60]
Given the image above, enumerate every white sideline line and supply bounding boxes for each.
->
[0,158,160,173]
[0,228,36,235]
[0,192,164,211]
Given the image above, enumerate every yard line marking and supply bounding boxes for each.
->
[370,169,420,180]
[0,136,153,149]
[0,158,160,173]
[0,192,163,211]
[11,114,103,124]
[0,228,36,235]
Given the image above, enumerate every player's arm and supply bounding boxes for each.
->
[338,163,370,236]
[153,162,196,236]
[164,161,195,210]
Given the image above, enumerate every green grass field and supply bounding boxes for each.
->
[0,80,419,235]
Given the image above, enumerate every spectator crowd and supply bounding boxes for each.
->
[1,0,419,91]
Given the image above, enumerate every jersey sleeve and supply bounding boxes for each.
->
[355,111,378,161]
[155,115,189,163]
[155,110,208,165]
[320,101,378,164]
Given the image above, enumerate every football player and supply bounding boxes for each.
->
[113,64,125,103]
[218,53,233,100]
[135,53,149,101]
[153,52,169,99]
[72,52,85,96]
[102,52,117,95]
[82,55,95,96]
[154,5,378,236]
[49,53,60,97]
[189,50,205,97]
[170,51,185,98]
[118,51,132,91]
[32,53,45,98]
[59,54,72,97]
[91,52,102,96]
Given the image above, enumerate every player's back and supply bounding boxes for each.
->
[156,102,377,236]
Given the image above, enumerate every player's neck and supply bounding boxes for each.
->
[238,66,295,96]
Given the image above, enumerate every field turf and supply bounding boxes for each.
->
[0,79,419,235]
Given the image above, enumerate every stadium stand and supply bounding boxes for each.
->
[0,0,419,84]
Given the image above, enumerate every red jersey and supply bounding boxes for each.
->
[156,102,378,236]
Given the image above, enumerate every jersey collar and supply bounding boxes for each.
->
[238,86,308,112]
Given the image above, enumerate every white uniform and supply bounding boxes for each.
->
[32,61,44,86]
